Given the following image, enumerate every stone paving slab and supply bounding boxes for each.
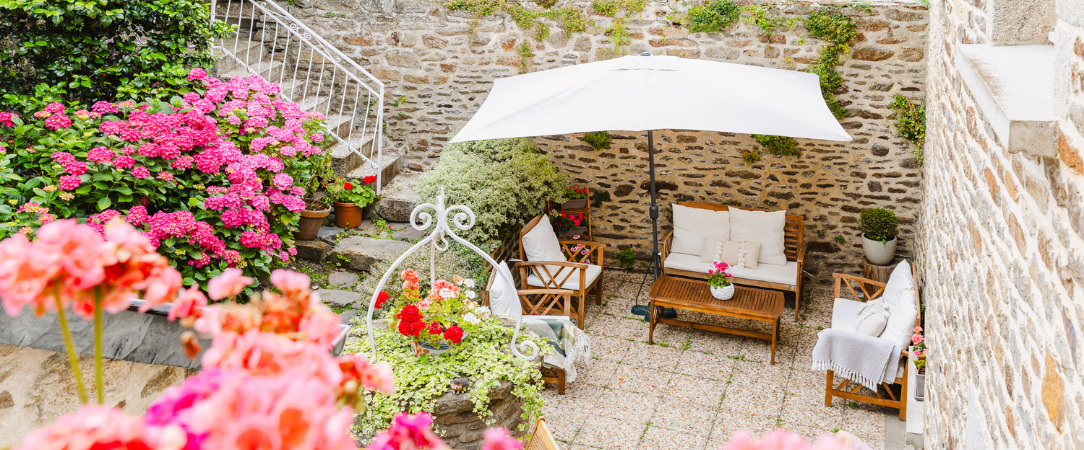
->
[541,270,894,449]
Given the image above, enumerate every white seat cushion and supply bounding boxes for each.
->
[729,208,788,266]
[671,204,730,255]
[878,260,918,350]
[832,298,906,380]
[488,261,522,322]
[526,263,602,291]
[663,252,797,286]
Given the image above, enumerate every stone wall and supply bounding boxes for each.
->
[918,0,1084,445]
[292,0,927,282]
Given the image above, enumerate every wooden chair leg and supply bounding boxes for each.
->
[898,363,908,421]
[558,369,566,395]
[825,370,834,406]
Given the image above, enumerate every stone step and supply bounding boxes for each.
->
[327,236,413,272]
[212,40,265,76]
[372,172,421,222]
[345,143,403,188]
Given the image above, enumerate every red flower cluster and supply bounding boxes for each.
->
[559,211,583,226]
[363,175,377,184]
[427,321,443,335]
[344,181,354,190]
[443,326,464,344]
[396,304,426,337]
[375,291,389,309]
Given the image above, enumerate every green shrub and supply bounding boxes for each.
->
[753,134,800,157]
[0,0,231,111]
[687,0,740,33]
[857,208,899,242]
[416,138,567,251]
[615,247,636,270]
[584,131,612,149]
[889,94,926,165]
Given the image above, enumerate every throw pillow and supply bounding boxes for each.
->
[729,208,787,266]
[878,260,917,349]
[853,299,888,336]
[488,261,522,322]
[720,241,761,269]
[672,204,730,256]
[699,234,731,262]
[521,216,569,281]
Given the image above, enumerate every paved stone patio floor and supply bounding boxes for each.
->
[539,270,896,449]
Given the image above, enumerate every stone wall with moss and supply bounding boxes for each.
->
[292,0,927,283]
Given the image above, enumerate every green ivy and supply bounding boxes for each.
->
[347,318,548,440]
[584,131,612,149]
[739,4,800,37]
[0,0,232,110]
[804,9,857,119]
[753,134,800,157]
[888,94,925,165]
[516,41,534,73]
[686,0,740,33]
[604,17,632,56]
[592,0,619,17]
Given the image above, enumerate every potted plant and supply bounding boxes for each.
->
[387,269,487,357]
[858,207,899,265]
[911,326,927,401]
[560,186,590,210]
[296,154,335,240]
[551,210,587,238]
[707,261,734,300]
[328,175,377,229]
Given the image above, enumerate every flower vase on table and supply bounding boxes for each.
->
[708,261,735,300]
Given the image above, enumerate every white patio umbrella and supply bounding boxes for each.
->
[449,53,851,282]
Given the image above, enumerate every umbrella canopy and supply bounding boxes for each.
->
[449,54,853,143]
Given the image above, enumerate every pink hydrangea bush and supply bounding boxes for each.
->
[0,69,328,290]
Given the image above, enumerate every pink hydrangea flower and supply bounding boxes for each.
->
[86,146,115,163]
[187,68,208,81]
[58,175,82,191]
[132,166,151,178]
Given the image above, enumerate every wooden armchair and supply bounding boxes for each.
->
[484,272,577,394]
[517,214,605,328]
[525,418,560,450]
[824,262,920,420]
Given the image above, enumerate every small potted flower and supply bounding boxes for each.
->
[911,326,926,401]
[296,154,335,240]
[707,261,734,300]
[560,186,590,210]
[551,210,587,238]
[329,175,377,228]
[388,269,488,357]
[858,207,899,265]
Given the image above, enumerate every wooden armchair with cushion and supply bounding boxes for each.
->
[525,418,560,450]
[821,260,920,420]
[516,213,605,328]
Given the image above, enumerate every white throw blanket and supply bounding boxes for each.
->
[811,328,901,390]
[522,316,591,383]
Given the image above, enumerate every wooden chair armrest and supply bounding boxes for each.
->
[516,261,589,292]
[796,242,806,264]
[833,273,887,301]
[559,240,604,267]
[516,261,590,270]
[660,230,674,265]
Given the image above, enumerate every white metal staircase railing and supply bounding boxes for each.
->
[210,0,386,192]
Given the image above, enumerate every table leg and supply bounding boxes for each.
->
[648,302,657,344]
[770,318,778,365]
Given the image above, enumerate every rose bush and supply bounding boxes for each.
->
[0,69,330,289]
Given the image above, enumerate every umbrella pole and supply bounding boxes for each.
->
[647,130,661,281]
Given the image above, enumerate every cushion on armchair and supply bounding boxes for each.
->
[523,216,566,263]
[671,204,729,255]
[877,260,917,349]
[488,261,522,322]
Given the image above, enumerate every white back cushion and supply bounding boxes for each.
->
[854,299,889,336]
[729,208,788,266]
[522,216,566,263]
[878,260,917,349]
[672,204,729,255]
[488,261,522,322]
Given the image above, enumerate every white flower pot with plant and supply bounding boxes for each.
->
[911,326,927,401]
[707,261,735,300]
[858,207,899,265]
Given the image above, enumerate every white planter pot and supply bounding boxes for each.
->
[861,235,897,265]
[710,284,735,300]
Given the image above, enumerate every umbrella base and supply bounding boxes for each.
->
[630,305,676,322]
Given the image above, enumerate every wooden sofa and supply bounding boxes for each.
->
[824,262,920,420]
[660,202,806,319]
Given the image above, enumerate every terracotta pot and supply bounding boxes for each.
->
[560,199,589,210]
[333,202,363,228]
[296,207,331,240]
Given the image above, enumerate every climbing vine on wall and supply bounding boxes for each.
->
[804,9,857,119]
[888,94,926,165]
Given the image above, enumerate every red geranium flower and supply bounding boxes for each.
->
[397,319,425,337]
[396,304,421,322]
[375,291,389,309]
[344,181,354,190]
[363,175,376,184]
[443,326,464,344]
[428,321,444,335]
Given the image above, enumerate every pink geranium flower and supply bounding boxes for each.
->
[14,404,154,450]
[206,268,253,300]
[169,285,207,321]
[368,413,450,450]
[482,428,523,450]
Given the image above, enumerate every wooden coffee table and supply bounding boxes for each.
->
[648,275,785,364]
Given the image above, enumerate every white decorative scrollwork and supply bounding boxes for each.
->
[363,188,539,362]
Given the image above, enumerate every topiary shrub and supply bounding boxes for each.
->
[686,0,741,33]
[0,0,231,111]
[416,138,567,251]
[857,207,899,243]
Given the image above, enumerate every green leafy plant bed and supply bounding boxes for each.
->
[346,318,548,441]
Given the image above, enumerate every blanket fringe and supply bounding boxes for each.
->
[811,360,880,391]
